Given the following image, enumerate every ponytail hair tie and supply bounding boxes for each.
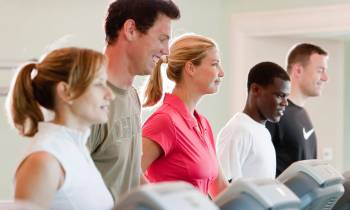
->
[31,69,38,80]
[30,64,38,80]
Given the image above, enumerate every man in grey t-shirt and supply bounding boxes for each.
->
[87,0,180,202]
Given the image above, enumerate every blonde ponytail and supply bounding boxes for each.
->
[143,58,165,107]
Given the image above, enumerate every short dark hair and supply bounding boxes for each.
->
[287,43,328,73]
[105,0,180,45]
[247,61,290,92]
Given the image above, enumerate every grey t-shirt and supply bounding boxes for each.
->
[87,84,142,202]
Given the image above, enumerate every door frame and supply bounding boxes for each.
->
[229,4,350,170]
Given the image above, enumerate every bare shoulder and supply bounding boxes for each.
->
[16,151,64,188]
[19,152,61,173]
[15,152,64,209]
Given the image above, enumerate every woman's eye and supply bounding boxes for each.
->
[94,82,104,87]
[159,37,168,43]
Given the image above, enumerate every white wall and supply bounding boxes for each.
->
[0,0,109,60]
[0,98,28,199]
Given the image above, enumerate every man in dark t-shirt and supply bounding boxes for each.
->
[266,43,329,176]
[267,99,317,176]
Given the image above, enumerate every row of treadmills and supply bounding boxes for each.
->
[115,160,349,210]
[0,160,349,210]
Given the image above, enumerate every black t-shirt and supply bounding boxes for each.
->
[266,99,317,177]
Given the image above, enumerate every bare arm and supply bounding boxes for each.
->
[141,137,163,173]
[15,152,64,210]
[140,172,149,185]
[208,164,229,199]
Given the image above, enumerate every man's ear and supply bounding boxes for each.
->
[184,61,195,77]
[291,63,303,78]
[250,83,261,96]
[56,82,73,105]
[122,19,138,41]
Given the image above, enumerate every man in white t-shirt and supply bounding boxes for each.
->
[217,61,291,182]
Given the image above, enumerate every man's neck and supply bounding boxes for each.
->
[243,102,266,125]
[105,44,135,89]
[288,86,308,107]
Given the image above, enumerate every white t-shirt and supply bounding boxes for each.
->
[16,122,114,210]
[217,112,276,181]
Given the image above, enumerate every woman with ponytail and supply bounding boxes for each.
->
[6,47,114,210]
[141,34,228,198]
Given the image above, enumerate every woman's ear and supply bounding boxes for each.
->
[184,61,196,77]
[56,82,73,105]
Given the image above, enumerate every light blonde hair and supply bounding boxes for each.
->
[143,33,217,107]
[7,47,106,137]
